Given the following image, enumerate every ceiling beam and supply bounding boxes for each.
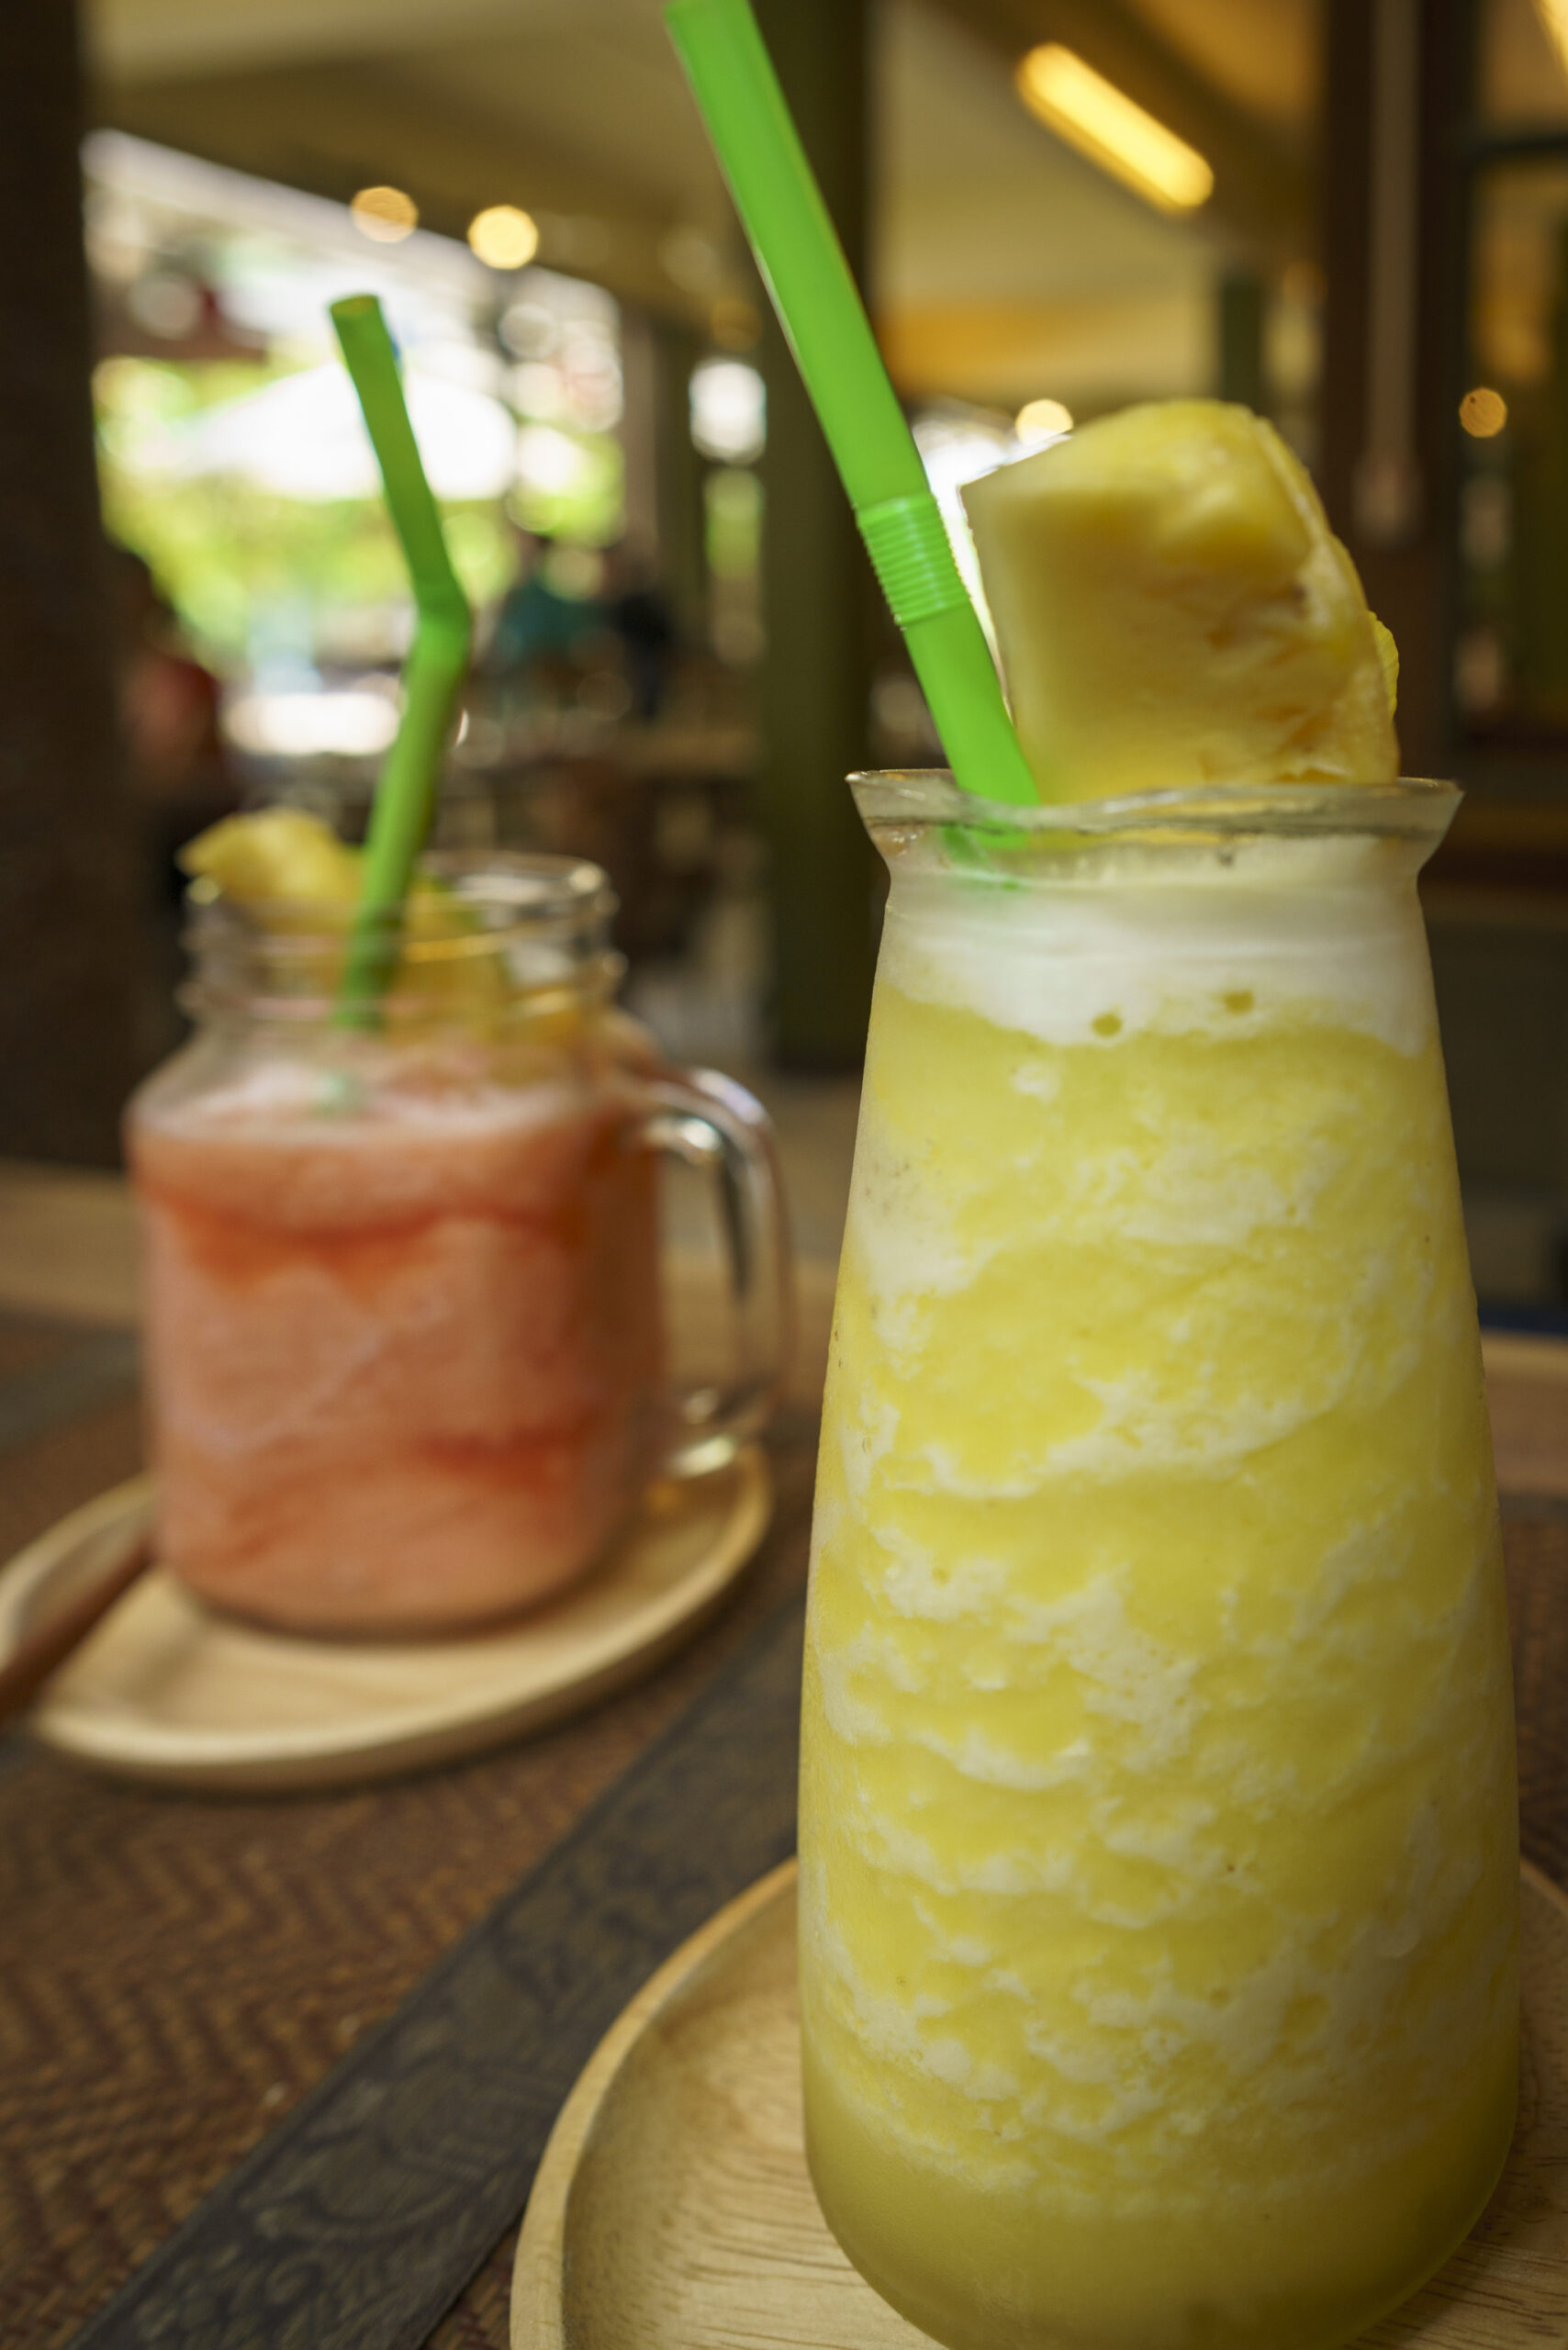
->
[924,0,1311,263]
[90,56,712,324]
[88,0,636,87]
[882,292,1211,408]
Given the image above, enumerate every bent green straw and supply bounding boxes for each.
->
[664,0,1036,806]
[329,294,474,1023]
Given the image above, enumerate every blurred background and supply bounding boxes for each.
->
[5,0,1568,1302]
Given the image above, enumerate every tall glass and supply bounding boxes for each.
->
[798,775,1518,2350]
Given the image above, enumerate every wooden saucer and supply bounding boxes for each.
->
[0,1449,769,1792]
[512,1860,1568,2350]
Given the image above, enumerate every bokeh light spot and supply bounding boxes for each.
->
[351,186,418,243]
[1015,397,1073,445]
[468,206,540,271]
[1460,386,1508,438]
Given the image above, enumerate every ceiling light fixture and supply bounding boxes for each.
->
[468,205,540,271]
[1015,46,1214,214]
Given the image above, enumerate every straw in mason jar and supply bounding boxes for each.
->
[664,0,1037,807]
[329,294,474,1024]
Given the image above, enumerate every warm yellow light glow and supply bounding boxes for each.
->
[711,295,763,352]
[1460,386,1508,438]
[1015,397,1073,444]
[468,205,540,271]
[351,185,418,243]
[1014,46,1214,214]
[1539,0,1568,73]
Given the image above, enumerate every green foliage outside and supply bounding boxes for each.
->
[705,464,764,579]
[95,356,624,674]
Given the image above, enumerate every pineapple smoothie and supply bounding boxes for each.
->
[797,408,1518,2350]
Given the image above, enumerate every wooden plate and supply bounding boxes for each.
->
[513,1859,1568,2350]
[0,1449,769,1792]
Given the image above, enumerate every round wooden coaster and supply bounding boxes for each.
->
[512,1860,1568,2350]
[0,1449,770,1792]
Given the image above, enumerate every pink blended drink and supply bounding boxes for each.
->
[131,1069,662,1631]
[128,853,788,1635]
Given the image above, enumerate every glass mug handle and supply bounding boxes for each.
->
[634,1068,794,1476]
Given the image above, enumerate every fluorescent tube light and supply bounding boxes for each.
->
[1015,46,1214,215]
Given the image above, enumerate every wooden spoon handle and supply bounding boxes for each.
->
[0,1535,152,1729]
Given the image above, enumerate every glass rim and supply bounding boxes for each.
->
[179,848,622,1021]
[185,848,616,941]
[848,771,1461,842]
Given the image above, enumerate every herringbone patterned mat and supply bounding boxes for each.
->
[0,1315,820,2350]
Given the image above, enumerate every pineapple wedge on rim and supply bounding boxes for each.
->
[178,807,513,1029]
[962,399,1399,806]
[180,805,362,908]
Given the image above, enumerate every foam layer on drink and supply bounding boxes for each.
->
[879,834,1434,1057]
[137,1058,599,1228]
[798,868,1518,2350]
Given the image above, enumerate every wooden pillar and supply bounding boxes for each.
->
[0,0,139,1164]
[1217,270,1266,413]
[1320,0,1473,778]
[617,308,661,556]
[652,315,710,647]
[753,0,877,1069]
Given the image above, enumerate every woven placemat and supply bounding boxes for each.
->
[63,1583,809,2350]
[3,1304,1566,2350]
[0,1305,822,2350]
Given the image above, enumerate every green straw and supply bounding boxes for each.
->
[329,294,474,1023]
[664,0,1036,805]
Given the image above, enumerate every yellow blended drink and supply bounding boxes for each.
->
[798,774,1518,2350]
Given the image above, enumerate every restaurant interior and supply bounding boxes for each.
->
[10,0,1568,1281]
[8,2,1568,2346]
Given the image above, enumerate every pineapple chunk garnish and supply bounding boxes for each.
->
[180,806,363,905]
[962,399,1399,804]
[178,808,513,1029]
